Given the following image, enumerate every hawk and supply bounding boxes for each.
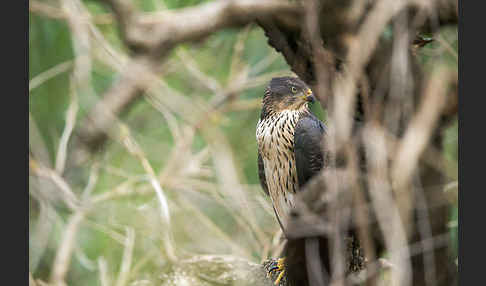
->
[256,76,327,232]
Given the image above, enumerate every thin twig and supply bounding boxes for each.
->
[115,227,135,286]
[363,123,412,286]
[29,61,73,93]
[55,77,79,174]
[50,211,85,286]
[98,257,111,286]
[118,124,177,262]
[391,66,452,200]
[30,157,79,210]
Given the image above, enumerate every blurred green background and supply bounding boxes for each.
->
[29,0,457,285]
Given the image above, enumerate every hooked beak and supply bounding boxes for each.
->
[305,89,315,103]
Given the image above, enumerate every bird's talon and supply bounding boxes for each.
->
[266,258,286,284]
[274,269,285,285]
[268,266,279,273]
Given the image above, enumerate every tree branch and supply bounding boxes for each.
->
[76,0,302,153]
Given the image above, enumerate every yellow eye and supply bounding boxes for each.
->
[291,86,297,93]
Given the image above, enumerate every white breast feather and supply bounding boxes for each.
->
[256,110,303,228]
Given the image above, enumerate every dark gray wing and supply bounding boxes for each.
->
[257,151,269,196]
[294,114,327,188]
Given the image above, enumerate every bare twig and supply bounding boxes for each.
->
[333,0,415,143]
[98,257,111,286]
[91,178,150,204]
[174,194,253,259]
[29,199,56,273]
[391,66,453,204]
[435,33,458,62]
[175,48,222,93]
[363,123,412,286]
[55,77,79,174]
[30,157,79,210]
[50,211,85,286]
[30,0,113,24]
[118,124,177,262]
[115,227,136,286]
[29,61,73,93]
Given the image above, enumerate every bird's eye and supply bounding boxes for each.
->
[291,86,297,94]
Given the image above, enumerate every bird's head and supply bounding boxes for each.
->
[261,77,316,119]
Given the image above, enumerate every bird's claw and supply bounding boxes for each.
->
[266,258,286,285]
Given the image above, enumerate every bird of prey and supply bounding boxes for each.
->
[256,76,327,231]
[256,77,327,284]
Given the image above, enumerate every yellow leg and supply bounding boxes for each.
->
[274,268,285,285]
[267,258,286,285]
